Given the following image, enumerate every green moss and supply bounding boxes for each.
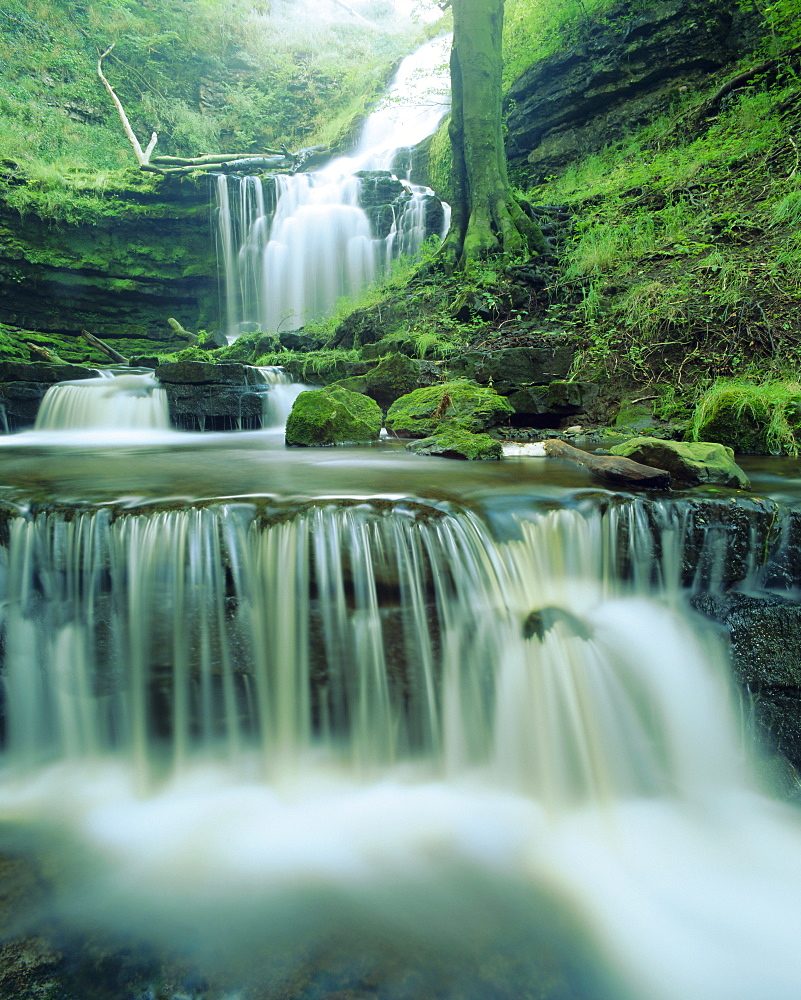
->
[610,437,750,488]
[332,353,420,410]
[689,380,801,455]
[285,385,383,447]
[406,427,503,461]
[386,379,514,437]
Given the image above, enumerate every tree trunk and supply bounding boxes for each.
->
[443,0,545,268]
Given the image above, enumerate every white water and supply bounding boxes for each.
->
[216,34,451,339]
[34,372,171,430]
[0,500,800,997]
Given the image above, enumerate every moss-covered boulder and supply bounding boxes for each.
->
[285,386,382,447]
[386,379,514,438]
[689,380,801,455]
[332,353,421,412]
[610,437,750,489]
[406,427,503,461]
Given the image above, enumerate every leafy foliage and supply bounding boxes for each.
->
[0,0,429,168]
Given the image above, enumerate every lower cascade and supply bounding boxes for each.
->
[34,372,171,431]
[0,496,799,999]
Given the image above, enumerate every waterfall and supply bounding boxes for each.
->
[215,34,451,339]
[34,372,171,431]
[0,499,743,793]
[258,365,312,429]
[0,497,800,999]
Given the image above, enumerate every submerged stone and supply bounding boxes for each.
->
[610,437,750,489]
[386,379,514,438]
[406,427,503,461]
[285,385,382,446]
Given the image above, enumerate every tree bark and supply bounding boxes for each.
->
[443,0,545,268]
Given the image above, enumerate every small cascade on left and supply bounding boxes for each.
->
[34,372,171,431]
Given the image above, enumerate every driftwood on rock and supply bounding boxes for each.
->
[80,330,128,365]
[27,343,68,365]
[543,439,672,489]
[167,318,198,344]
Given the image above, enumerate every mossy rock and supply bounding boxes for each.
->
[386,379,514,438]
[614,400,655,432]
[332,353,421,412]
[406,427,503,461]
[610,437,750,489]
[285,386,382,447]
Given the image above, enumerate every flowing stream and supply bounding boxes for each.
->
[0,26,800,1000]
[0,449,799,998]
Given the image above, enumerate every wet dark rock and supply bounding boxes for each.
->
[332,352,422,413]
[446,343,575,395]
[156,362,269,428]
[505,0,757,181]
[691,592,801,767]
[162,383,266,431]
[0,174,217,351]
[198,329,228,351]
[0,361,99,383]
[0,363,102,431]
[155,361,264,385]
[279,330,320,352]
[602,495,801,591]
[507,381,599,425]
[356,171,445,242]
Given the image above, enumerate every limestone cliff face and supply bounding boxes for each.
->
[0,170,218,355]
[504,0,760,182]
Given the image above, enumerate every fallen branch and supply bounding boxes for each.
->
[80,329,129,364]
[27,343,68,365]
[167,318,198,344]
[98,44,157,165]
[142,155,292,176]
[542,439,671,489]
[150,152,287,166]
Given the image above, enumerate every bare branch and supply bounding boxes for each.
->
[97,43,158,165]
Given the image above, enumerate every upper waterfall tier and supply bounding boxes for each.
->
[215,34,451,340]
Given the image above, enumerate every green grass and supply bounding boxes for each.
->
[689,379,801,455]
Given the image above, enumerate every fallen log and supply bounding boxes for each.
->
[167,317,198,344]
[142,155,292,176]
[542,439,671,489]
[80,330,128,364]
[27,343,68,365]
[150,151,287,166]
